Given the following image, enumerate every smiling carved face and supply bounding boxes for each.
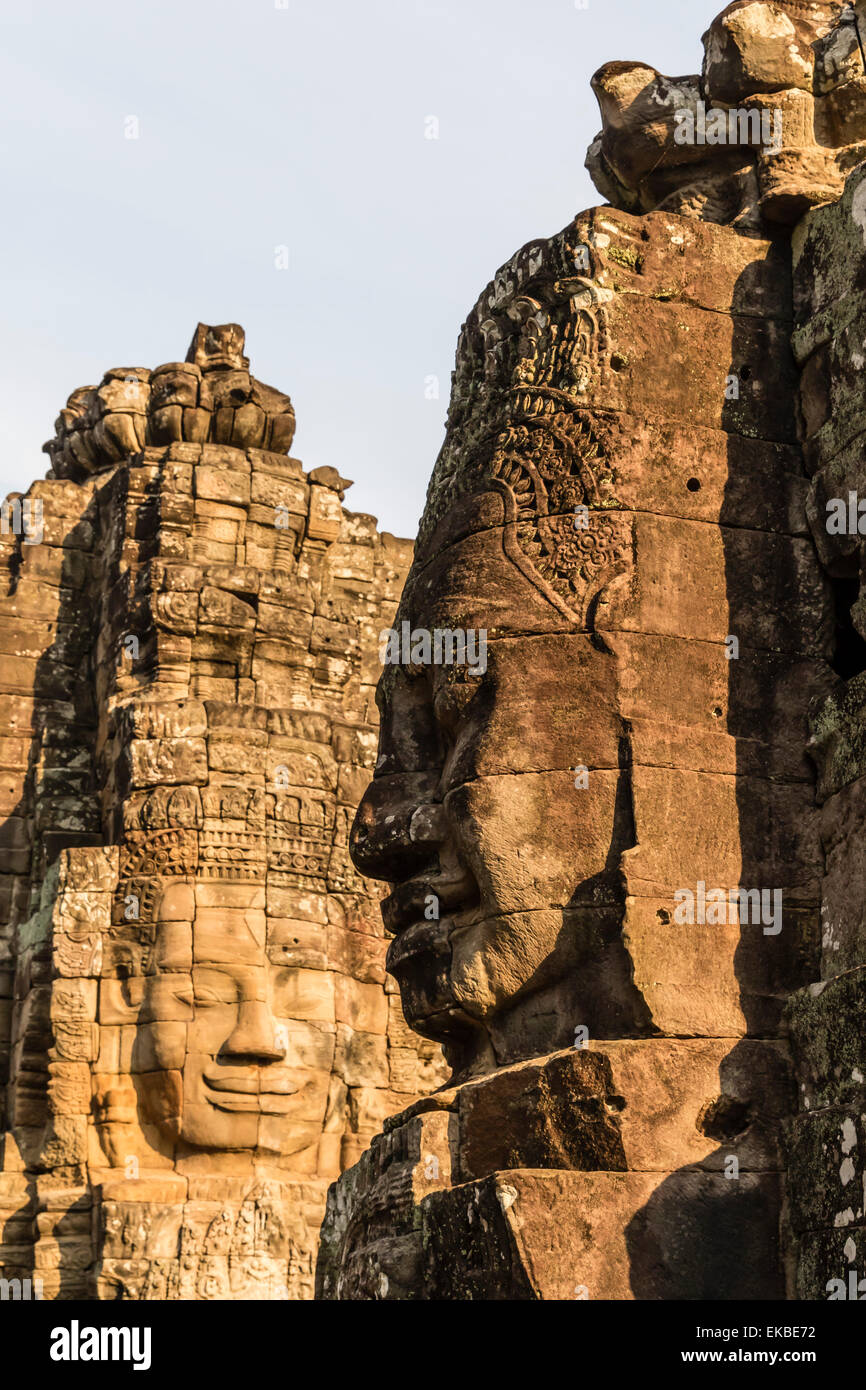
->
[134,905,330,1154]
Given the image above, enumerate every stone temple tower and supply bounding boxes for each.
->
[0,323,446,1299]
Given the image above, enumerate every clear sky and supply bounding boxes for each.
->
[1,0,726,538]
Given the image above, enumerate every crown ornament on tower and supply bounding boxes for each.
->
[586,0,866,229]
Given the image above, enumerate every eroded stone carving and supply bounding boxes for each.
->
[319,0,866,1304]
[586,1,866,229]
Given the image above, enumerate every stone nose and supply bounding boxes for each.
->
[349,771,445,882]
[223,1000,284,1062]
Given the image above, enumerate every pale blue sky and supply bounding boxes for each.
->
[1,0,724,537]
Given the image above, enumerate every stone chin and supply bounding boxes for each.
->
[386,906,582,1058]
[386,915,467,1044]
[143,1099,319,1157]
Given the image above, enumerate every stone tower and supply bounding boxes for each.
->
[318,0,866,1300]
[0,323,446,1299]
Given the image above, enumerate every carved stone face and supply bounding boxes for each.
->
[135,904,330,1154]
[351,198,830,1086]
[349,193,819,1079]
[348,224,659,1077]
[351,469,648,1077]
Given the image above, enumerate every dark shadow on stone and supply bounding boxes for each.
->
[625,239,818,1300]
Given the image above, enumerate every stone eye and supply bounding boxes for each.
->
[192,988,224,1008]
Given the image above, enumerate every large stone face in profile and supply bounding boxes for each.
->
[319,2,866,1303]
[0,324,447,1299]
[317,199,833,1297]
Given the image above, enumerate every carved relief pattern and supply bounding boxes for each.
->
[416,227,628,623]
[487,399,628,623]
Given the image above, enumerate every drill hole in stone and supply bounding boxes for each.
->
[697,1096,751,1142]
[686,477,701,492]
[610,353,627,372]
[712,705,724,719]
[656,908,671,924]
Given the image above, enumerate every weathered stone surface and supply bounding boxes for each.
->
[316,1058,786,1300]
[7,1,866,1307]
[781,156,866,1301]
[0,326,446,1299]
